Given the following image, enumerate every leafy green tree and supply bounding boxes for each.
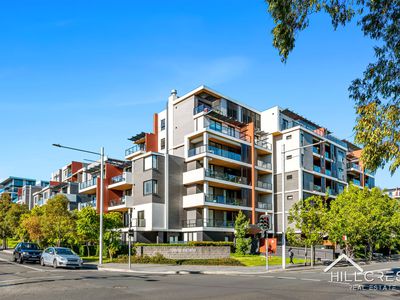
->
[287,195,328,267]
[234,211,251,255]
[19,206,44,245]
[41,195,75,247]
[76,207,99,256]
[0,193,12,249]
[327,185,398,259]
[103,212,123,260]
[265,0,399,173]
[6,203,28,239]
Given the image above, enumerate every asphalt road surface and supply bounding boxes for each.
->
[0,252,399,300]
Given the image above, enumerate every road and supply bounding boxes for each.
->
[0,251,399,300]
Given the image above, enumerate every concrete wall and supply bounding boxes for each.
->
[137,245,231,259]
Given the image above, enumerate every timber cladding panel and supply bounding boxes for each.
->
[137,246,230,259]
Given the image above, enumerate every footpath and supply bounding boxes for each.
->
[98,262,320,275]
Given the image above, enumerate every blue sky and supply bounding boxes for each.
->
[0,0,398,188]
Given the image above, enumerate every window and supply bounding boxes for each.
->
[286,135,292,140]
[282,119,289,130]
[144,155,158,170]
[287,175,293,180]
[161,138,165,150]
[161,119,165,131]
[143,180,158,195]
[287,195,293,200]
[286,155,292,160]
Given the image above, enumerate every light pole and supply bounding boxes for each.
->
[281,140,324,270]
[52,143,105,266]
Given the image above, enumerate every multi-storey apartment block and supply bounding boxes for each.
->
[344,141,375,189]
[385,188,400,199]
[17,180,49,209]
[0,176,38,202]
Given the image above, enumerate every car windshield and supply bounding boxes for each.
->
[55,248,74,255]
[21,243,39,250]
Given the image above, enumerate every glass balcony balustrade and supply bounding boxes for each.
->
[79,178,97,190]
[325,169,332,176]
[313,165,321,173]
[257,181,272,190]
[313,184,322,192]
[205,193,246,206]
[205,169,247,185]
[125,143,146,156]
[182,219,234,228]
[257,160,272,170]
[207,122,248,141]
[188,145,242,162]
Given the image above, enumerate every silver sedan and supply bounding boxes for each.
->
[41,247,83,269]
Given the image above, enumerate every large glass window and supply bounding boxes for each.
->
[143,180,158,195]
[144,155,158,171]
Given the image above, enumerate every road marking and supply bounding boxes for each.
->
[300,278,321,282]
[259,275,275,278]
[277,276,297,280]
[0,257,44,272]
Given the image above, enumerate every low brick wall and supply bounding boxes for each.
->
[137,246,231,259]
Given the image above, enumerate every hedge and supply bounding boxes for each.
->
[134,241,233,247]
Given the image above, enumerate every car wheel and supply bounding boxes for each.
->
[53,259,57,269]
[13,255,17,262]
[41,258,45,266]
[18,255,23,264]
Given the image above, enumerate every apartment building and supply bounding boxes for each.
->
[122,86,274,243]
[344,141,375,189]
[119,86,375,243]
[16,180,49,209]
[33,161,93,210]
[0,176,37,202]
[385,188,400,199]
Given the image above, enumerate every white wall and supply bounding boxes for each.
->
[275,129,301,174]
[261,106,280,134]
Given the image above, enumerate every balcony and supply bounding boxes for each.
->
[207,145,242,161]
[108,195,134,211]
[325,152,331,159]
[108,172,133,190]
[183,193,205,208]
[182,219,234,228]
[257,160,272,171]
[351,179,361,186]
[325,169,332,176]
[80,199,96,209]
[326,187,337,196]
[255,139,272,151]
[258,202,272,210]
[125,144,146,159]
[205,194,247,207]
[256,181,272,190]
[313,165,321,173]
[79,178,97,194]
[207,122,249,142]
[132,218,146,227]
[205,169,248,186]
[194,104,212,115]
[188,145,242,162]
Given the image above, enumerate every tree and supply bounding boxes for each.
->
[0,193,12,249]
[327,185,397,259]
[234,211,251,255]
[265,0,399,173]
[287,195,328,267]
[5,203,28,239]
[41,195,75,247]
[103,212,123,261]
[20,206,45,245]
[76,207,99,256]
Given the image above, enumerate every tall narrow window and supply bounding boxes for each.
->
[160,119,165,131]
[161,138,165,150]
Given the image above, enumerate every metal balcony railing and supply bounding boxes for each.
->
[257,161,272,170]
[205,169,248,185]
[205,194,246,206]
[258,202,272,210]
[79,178,97,190]
[182,219,234,228]
[255,139,272,151]
[125,144,146,156]
[257,181,272,190]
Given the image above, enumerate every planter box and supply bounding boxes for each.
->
[137,246,230,259]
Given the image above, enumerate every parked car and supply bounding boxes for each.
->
[41,247,82,269]
[13,242,42,264]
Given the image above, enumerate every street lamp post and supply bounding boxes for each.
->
[52,143,105,266]
[281,140,324,270]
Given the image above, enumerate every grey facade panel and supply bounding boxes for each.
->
[274,171,299,193]
[167,155,185,229]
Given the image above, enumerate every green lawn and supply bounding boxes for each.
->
[231,254,306,267]
[81,256,112,264]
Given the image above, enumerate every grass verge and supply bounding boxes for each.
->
[231,254,306,267]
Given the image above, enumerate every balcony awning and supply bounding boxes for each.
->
[128,132,146,142]
[207,110,246,127]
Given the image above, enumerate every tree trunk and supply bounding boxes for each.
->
[304,245,308,266]
[2,237,7,250]
[87,243,90,257]
[311,245,314,268]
